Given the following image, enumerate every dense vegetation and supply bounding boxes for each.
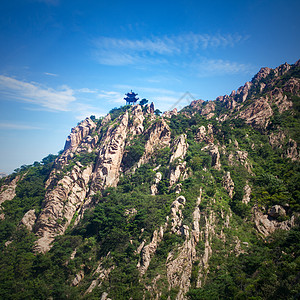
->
[0,63,299,299]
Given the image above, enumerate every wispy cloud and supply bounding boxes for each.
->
[0,122,42,130]
[92,33,247,66]
[44,72,58,77]
[0,75,76,111]
[97,90,125,105]
[77,88,98,94]
[196,58,254,76]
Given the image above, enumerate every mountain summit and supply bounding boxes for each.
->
[0,60,299,299]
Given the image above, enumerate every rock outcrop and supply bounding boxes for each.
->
[169,162,188,187]
[170,134,188,164]
[242,183,251,205]
[268,205,286,218]
[170,196,186,235]
[0,176,20,205]
[85,257,114,295]
[253,206,295,237]
[151,172,162,195]
[239,97,273,128]
[20,209,36,231]
[222,172,234,198]
[91,111,129,191]
[162,108,178,118]
[201,143,221,170]
[35,164,93,253]
[137,227,165,275]
[138,119,171,166]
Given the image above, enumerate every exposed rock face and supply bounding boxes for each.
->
[33,106,171,253]
[170,196,186,235]
[72,270,84,286]
[195,125,214,144]
[283,77,300,95]
[101,113,111,126]
[165,190,225,299]
[222,172,234,198]
[20,209,36,231]
[168,135,189,187]
[91,111,129,191]
[228,150,252,173]
[286,139,299,161]
[253,206,295,237]
[129,105,144,135]
[169,162,188,187]
[268,205,286,218]
[217,81,252,105]
[162,108,178,118]
[252,67,272,83]
[151,172,162,195]
[137,227,164,275]
[269,87,293,113]
[64,118,97,152]
[138,119,171,166]
[195,125,206,143]
[0,176,20,205]
[189,100,215,119]
[201,143,221,170]
[166,237,195,300]
[269,130,286,149]
[242,183,251,205]
[35,164,93,253]
[239,97,273,128]
[166,193,200,299]
[100,292,112,300]
[170,134,188,164]
[85,258,114,294]
[201,101,215,116]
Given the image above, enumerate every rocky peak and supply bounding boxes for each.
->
[252,67,272,83]
[274,62,291,77]
[64,117,96,152]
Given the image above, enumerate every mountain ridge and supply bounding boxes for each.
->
[0,59,299,299]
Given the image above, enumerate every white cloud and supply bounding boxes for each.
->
[98,90,125,105]
[0,75,76,111]
[44,72,58,77]
[77,88,98,94]
[0,122,42,130]
[92,33,247,66]
[196,58,253,76]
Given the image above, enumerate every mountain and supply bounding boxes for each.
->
[0,60,299,299]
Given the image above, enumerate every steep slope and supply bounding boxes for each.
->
[0,60,299,300]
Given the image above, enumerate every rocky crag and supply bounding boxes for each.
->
[0,60,299,299]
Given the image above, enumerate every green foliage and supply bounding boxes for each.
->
[1,63,300,299]
[139,98,148,106]
[122,138,145,170]
[154,109,162,116]
[1,160,54,225]
[187,226,300,300]
[109,105,131,121]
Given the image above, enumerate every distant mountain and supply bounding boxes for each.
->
[0,173,6,179]
[0,60,299,299]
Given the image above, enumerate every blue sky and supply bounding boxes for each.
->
[0,0,299,174]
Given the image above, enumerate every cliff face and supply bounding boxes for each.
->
[0,61,299,299]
